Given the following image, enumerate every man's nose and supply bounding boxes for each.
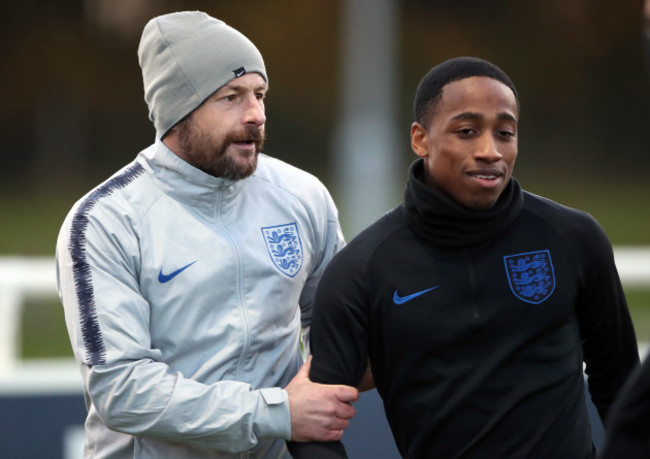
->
[243,96,266,126]
[474,134,503,161]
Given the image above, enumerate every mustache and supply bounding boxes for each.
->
[224,125,265,145]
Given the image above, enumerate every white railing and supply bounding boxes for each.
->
[0,256,58,373]
[0,249,649,378]
[0,256,83,393]
[612,246,650,287]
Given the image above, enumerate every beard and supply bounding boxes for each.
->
[176,116,265,180]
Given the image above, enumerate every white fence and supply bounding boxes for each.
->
[0,256,80,393]
[1,249,650,385]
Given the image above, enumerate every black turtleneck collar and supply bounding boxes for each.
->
[404,159,524,249]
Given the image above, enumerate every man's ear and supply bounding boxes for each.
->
[411,122,428,158]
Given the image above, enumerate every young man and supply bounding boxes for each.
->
[56,11,357,458]
[303,57,639,458]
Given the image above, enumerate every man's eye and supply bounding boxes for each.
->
[255,93,265,100]
[497,130,515,139]
[224,95,237,102]
[457,128,476,137]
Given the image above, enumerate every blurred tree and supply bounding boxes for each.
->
[0,0,647,203]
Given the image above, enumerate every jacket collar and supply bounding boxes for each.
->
[404,159,524,249]
[140,139,249,205]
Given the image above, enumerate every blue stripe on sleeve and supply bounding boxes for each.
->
[68,163,145,366]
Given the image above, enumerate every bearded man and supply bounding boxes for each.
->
[56,11,357,459]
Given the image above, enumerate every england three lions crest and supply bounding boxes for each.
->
[504,250,556,304]
[262,223,303,278]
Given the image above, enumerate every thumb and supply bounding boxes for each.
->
[296,355,312,379]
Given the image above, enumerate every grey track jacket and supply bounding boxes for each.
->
[55,140,344,458]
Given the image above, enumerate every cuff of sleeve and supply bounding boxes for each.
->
[254,387,291,441]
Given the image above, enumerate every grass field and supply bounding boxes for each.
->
[19,291,650,360]
[627,289,650,346]
[4,177,650,360]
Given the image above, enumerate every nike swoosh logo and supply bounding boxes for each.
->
[393,286,439,305]
[158,261,197,283]
[235,69,245,77]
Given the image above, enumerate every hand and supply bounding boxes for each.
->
[285,356,359,442]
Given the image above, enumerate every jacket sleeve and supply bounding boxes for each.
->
[297,185,346,335]
[308,246,370,387]
[287,244,370,458]
[573,214,639,422]
[55,201,290,453]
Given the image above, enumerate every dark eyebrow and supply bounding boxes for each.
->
[497,112,517,123]
[451,112,482,122]
[223,82,268,93]
[451,112,517,123]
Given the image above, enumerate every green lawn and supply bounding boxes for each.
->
[626,289,650,345]
[21,298,73,359]
[6,177,650,359]
[18,289,650,360]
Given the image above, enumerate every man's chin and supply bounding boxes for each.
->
[219,155,258,181]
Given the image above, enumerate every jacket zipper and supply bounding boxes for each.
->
[465,250,480,319]
[215,191,251,381]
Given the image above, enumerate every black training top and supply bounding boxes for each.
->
[308,160,639,458]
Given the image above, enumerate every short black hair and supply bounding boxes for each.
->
[413,56,519,128]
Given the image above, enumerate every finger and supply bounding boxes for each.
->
[326,429,345,442]
[333,385,359,403]
[333,403,355,421]
[327,418,350,432]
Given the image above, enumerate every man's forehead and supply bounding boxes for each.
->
[440,77,518,112]
[223,72,267,90]
[443,76,514,94]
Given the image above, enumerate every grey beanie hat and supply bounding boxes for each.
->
[138,11,267,138]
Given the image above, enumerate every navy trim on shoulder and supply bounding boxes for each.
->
[68,163,145,366]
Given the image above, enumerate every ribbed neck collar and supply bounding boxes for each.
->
[404,159,524,249]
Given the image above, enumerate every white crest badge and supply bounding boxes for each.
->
[261,223,303,277]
